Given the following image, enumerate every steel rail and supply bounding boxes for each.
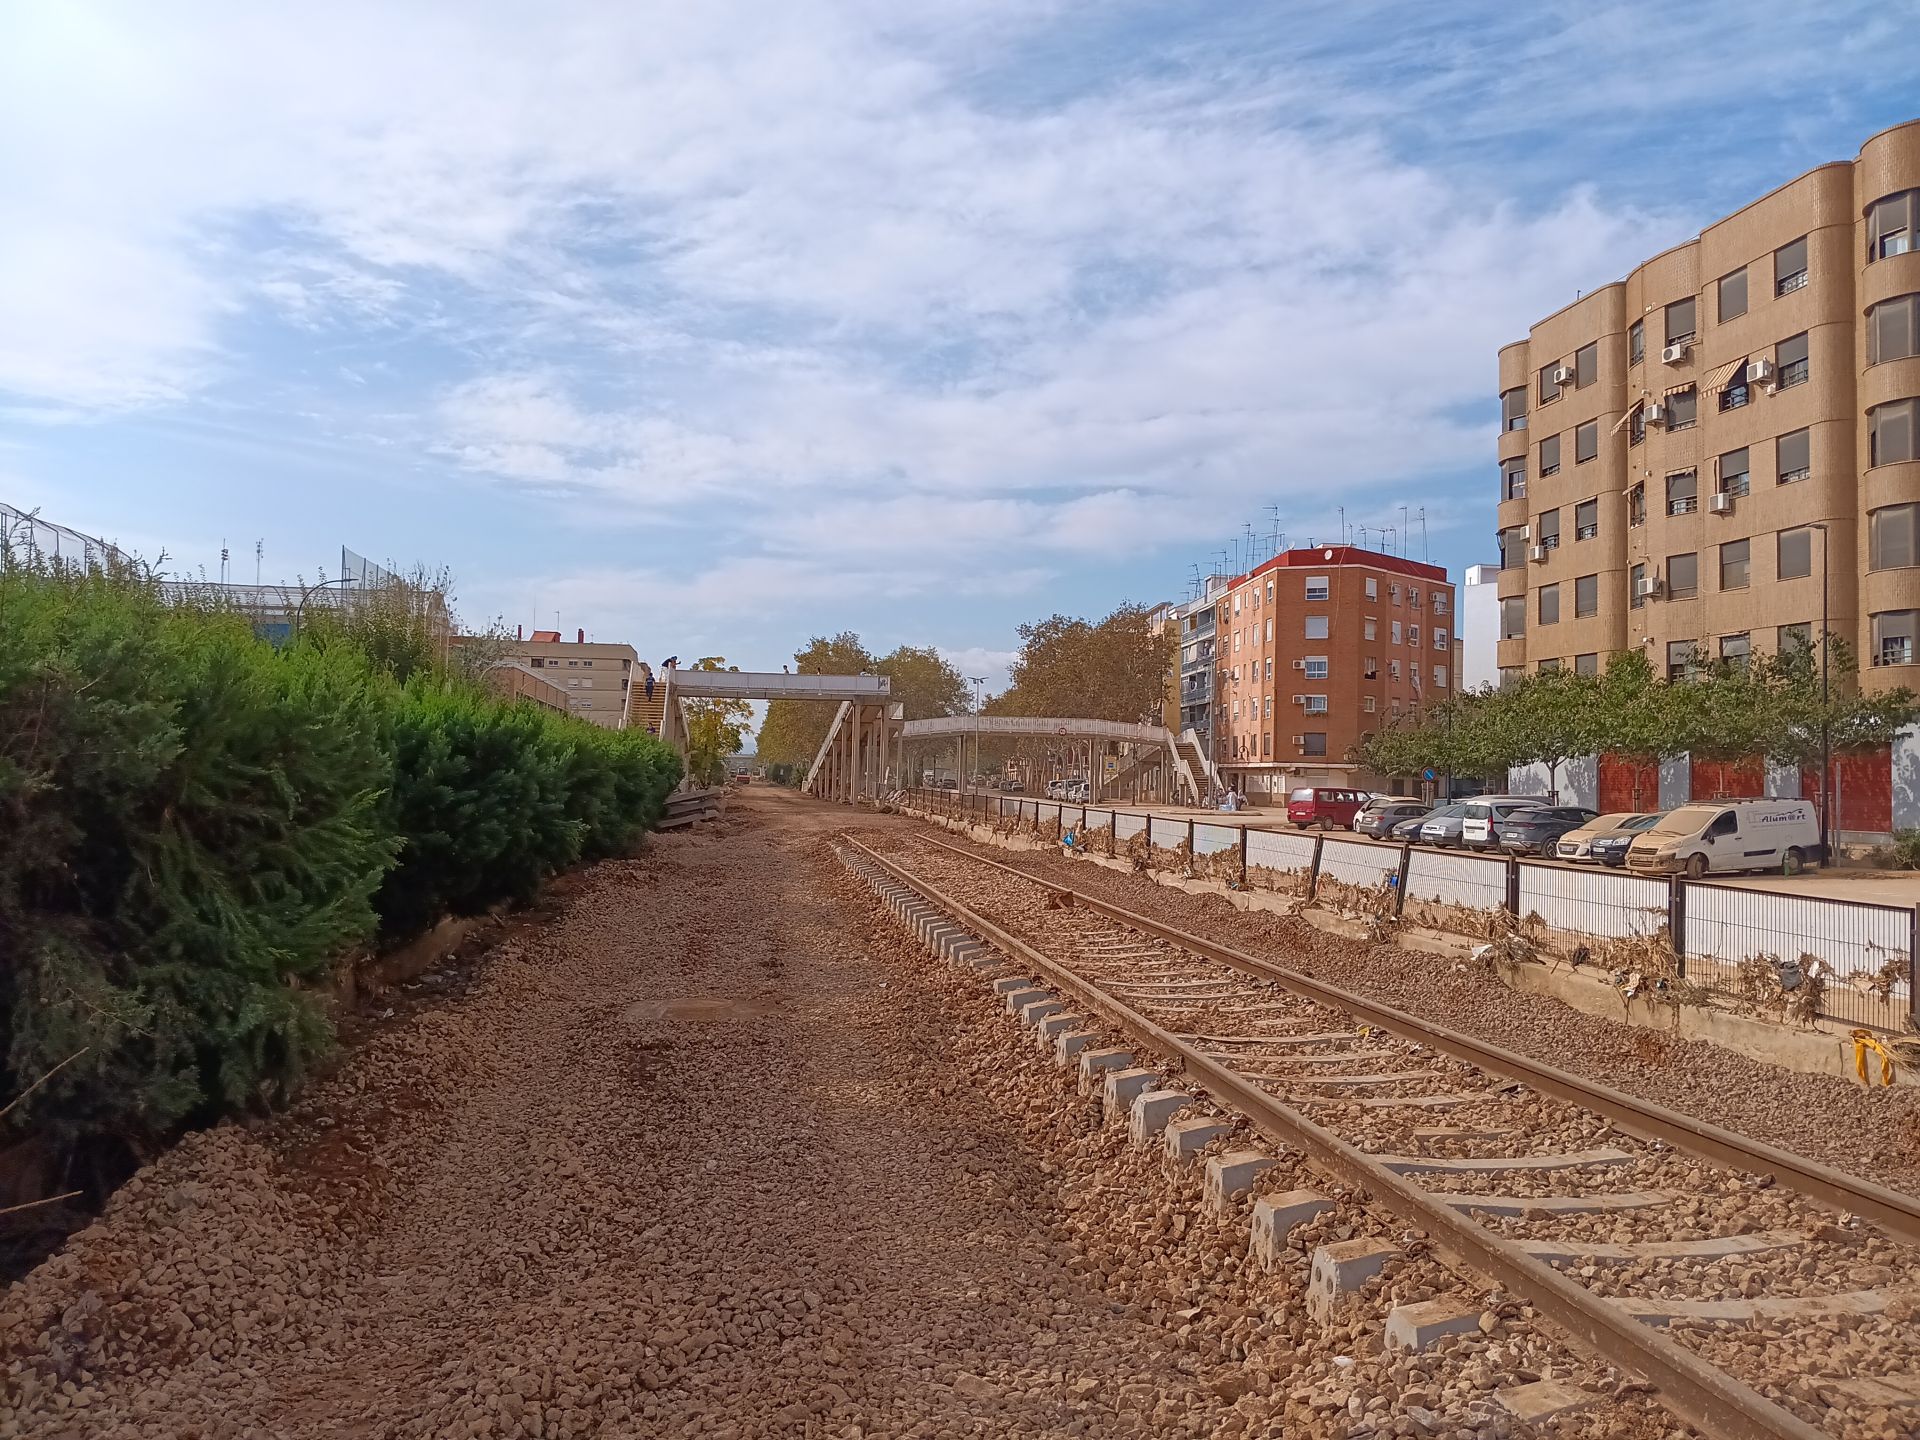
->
[846,838,1825,1440]
[923,836,1920,1249]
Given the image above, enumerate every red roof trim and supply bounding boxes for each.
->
[1234,545,1448,585]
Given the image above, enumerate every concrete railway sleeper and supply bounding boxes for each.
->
[839,835,1920,1440]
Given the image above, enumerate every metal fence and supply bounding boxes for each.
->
[901,789,1920,1032]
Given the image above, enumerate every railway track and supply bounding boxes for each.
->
[838,833,1920,1440]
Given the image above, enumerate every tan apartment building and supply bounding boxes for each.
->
[1495,119,1920,690]
[1212,546,1455,800]
[500,626,637,728]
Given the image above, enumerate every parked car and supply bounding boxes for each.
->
[1556,812,1656,863]
[1495,805,1599,857]
[1458,796,1549,851]
[1626,799,1821,877]
[1287,786,1370,830]
[1586,814,1664,867]
[1415,802,1471,847]
[1357,800,1432,839]
[1002,778,1024,793]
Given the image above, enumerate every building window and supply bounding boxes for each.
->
[1778,526,1814,580]
[1872,504,1919,570]
[1501,386,1528,432]
[1575,653,1598,675]
[1665,470,1698,516]
[1499,528,1525,569]
[1867,190,1918,262]
[1869,294,1920,365]
[1363,695,1376,713]
[1718,267,1748,322]
[1265,617,1273,642]
[1574,341,1597,388]
[1303,695,1328,714]
[1668,551,1699,599]
[1305,615,1329,640]
[1720,633,1751,669]
[1538,583,1560,625]
[1364,618,1378,640]
[1390,584,1401,604]
[1391,620,1403,644]
[1779,622,1812,651]
[1667,387,1697,430]
[1538,658,1562,673]
[1301,733,1327,756]
[1870,399,1919,466]
[1539,362,1564,404]
[1538,508,1561,549]
[1667,641,1697,681]
[1574,574,1598,617]
[1304,656,1329,679]
[1716,447,1750,498]
[1389,659,1401,679]
[1500,596,1525,639]
[1434,627,1448,650]
[1719,379,1749,412]
[1262,733,1272,757]
[1665,296,1697,346]
[1434,665,1449,688]
[1776,331,1809,389]
[1364,656,1378,679]
[1433,592,1449,616]
[1777,428,1811,483]
[1409,624,1421,646]
[1265,658,1273,680]
[1873,611,1919,667]
[1574,497,1598,540]
[1630,405,1646,446]
[1630,318,1645,365]
[1628,484,1646,527]
[1539,433,1561,476]
[1305,575,1330,600]
[1265,694,1273,718]
[1233,594,1242,614]
[1574,421,1597,464]
[1266,579,1274,602]
[1630,562,1647,609]
[1408,587,1422,611]
[1774,236,1808,295]
[1365,576,1379,599]
[1720,538,1750,590]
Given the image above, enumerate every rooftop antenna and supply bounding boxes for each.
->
[1266,504,1281,557]
[1243,521,1257,568]
[219,539,229,584]
[1337,506,1347,545]
[1400,505,1410,559]
[254,539,263,585]
[1418,507,1430,562]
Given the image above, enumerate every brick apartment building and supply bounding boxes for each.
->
[1210,546,1455,801]
[1492,118,1920,836]
[499,626,638,729]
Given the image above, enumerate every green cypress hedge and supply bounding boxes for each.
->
[0,560,680,1157]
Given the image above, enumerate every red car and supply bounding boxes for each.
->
[1287,786,1370,830]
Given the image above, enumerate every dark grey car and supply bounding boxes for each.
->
[1358,801,1431,839]
[1408,802,1468,846]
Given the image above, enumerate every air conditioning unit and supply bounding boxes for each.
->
[1291,658,1307,670]
[1291,735,1305,747]
[1634,575,1662,599]
[1551,364,1575,385]
[1528,544,1548,563]
[1661,342,1689,364]
[1708,492,1735,515]
[1745,358,1774,384]
[1291,693,1306,704]
[1644,401,1667,425]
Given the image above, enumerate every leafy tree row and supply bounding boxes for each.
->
[1358,642,1919,802]
[0,557,680,1165]
[755,635,970,772]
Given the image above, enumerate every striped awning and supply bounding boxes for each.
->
[1662,380,1696,399]
[1610,399,1643,435]
[1703,358,1747,395]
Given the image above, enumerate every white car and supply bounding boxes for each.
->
[1458,796,1549,851]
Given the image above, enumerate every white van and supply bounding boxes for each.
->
[1625,799,1820,877]
[1458,796,1548,851]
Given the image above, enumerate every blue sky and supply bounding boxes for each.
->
[4,2,1918,690]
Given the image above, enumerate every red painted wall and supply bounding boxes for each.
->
[1597,754,1659,813]
[1690,757,1765,800]
[1801,747,1893,833]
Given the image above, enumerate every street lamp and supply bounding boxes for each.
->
[969,676,986,792]
[1809,522,1831,864]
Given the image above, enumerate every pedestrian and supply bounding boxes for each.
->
[663,655,679,670]
[639,661,655,701]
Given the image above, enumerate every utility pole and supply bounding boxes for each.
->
[969,676,987,792]
[1810,523,1832,863]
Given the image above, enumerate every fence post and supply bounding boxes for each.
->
[1393,844,1413,917]
[1240,827,1249,888]
[1307,834,1326,901]
[1910,904,1919,1033]
[1188,818,1197,858]
[1670,879,1688,979]
[1505,857,1520,917]
[1108,810,1118,858]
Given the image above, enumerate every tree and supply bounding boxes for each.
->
[874,644,968,720]
[684,657,752,787]
[1756,636,1918,784]
[1501,668,1605,800]
[994,604,1172,723]
[754,632,875,775]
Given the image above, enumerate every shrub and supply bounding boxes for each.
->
[0,562,393,1145]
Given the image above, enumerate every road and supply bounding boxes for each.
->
[0,789,1239,1439]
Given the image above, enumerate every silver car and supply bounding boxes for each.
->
[1414,803,1470,847]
